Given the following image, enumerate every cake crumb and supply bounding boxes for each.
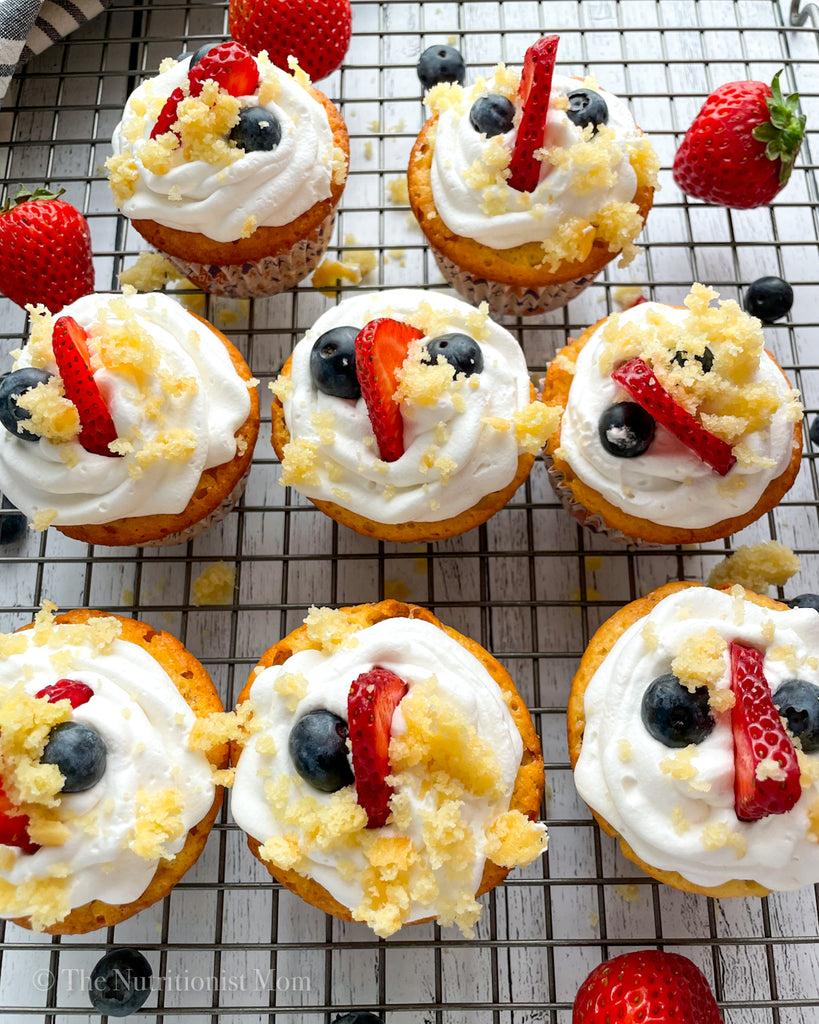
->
[192,562,236,607]
[617,739,633,762]
[613,883,640,903]
[118,252,184,291]
[387,176,410,205]
[706,542,801,592]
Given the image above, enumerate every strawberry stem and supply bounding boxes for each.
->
[751,70,806,185]
[0,185,66,215]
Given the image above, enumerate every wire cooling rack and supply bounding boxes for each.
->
[1,0,819,1020]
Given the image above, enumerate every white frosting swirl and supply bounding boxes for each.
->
[111,55,336,242]
[558,303,797,529]
[280,289,533,524]
[0,629,215,917]
[574,587,819,891]
[0,292,252,526]
[431,74,643,249]
[230,617,524,920]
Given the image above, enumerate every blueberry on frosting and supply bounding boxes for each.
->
[424,333,484,376]
[598,402,655,458]
[641,673,715,748]
[309,326,361,399]
[41,721,107,793]
[469,94,515,137]
[289,709,354,792]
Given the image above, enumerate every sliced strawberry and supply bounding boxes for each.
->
[0,782,38,854]
[150,41,259,140]
[508,34,559,194]
[611,357,736,476]
[354,318,424,463]
[729,642,801,821]
[35,679,94,708]
[51,316,120,458]
[347,667,408,828]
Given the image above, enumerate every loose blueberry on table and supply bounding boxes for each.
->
[424,333,484,376]
[416,44,466,89]
[772,679,819,753]
[41,721,106,793]
[310,326,362,399]
[598,402,655,458]
[469,94,515,137]
[89,948,153,1017]
[332,1014,385,1024]
[289,710,354,792]
[0,368,52,441]
[641,673,714,747]
[744,275,794,322]
[566,88,609,132]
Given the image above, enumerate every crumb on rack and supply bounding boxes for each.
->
[192,562,236,607]
[706,541,801,592]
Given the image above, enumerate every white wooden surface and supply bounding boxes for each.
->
[1,1,819,1020]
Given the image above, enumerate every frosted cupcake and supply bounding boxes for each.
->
[231,601,547,937]
[0,605,227,933]
[107,42,349,297]
[407,35,657,316]
[270,289,558,541]
[0,291,259,547]
[568,582,819,896]
[542,284,803,545]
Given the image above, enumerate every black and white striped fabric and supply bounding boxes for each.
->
[0,0,111,104]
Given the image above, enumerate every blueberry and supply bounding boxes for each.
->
[41,721,106,793]
[810,418,819,449]
[425,333,484,376]
[773,679,819,753]
[417,45,466,89]
[189,42,220,68]
[230,106,282,153]
[598,402,655,458]
[0,497,25,545]
[310,327,361,399]
[744,276,794,323]
[787,593,819,613]
[289,710,354,793]
[0,368,52,442]
[332,1015,385,1024]
[469,94,515,137]
[671,346,714,374]
[641,673,715,747]
[89,948,152,1017]
[566,88,609,133]
[175,50,193,63]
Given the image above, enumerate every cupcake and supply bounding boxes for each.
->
[230,601,547,937]
[542,284,803,545]
[407,34,658,316]
[0,605,227,933]
[106,42,349,298]
[0,291,259,547]
[270,288,558,542]
[568,581,819,897]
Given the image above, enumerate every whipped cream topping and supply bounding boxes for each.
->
[110,54,336,242]
[574,587,819,891]
[0,292,252,526]
[558,302,797,529]
[430,73,644,249]
[279,289,534,524]
[231,617,525,924]
[0,629,215,918]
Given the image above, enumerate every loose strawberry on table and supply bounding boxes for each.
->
[673,70,806,209]
[0,187,94,314]
[508,35,560,194]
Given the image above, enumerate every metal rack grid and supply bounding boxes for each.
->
[1,0,819,1020]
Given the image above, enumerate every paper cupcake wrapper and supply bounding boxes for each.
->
[430,246,599,317]
[544,452,657,548]
[164,211,337,298]
[142,462,251,549]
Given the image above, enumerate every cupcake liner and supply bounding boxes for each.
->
[142,462,252,548]
[164,211,337,298]
[430,246,599,317]
[544,452,656,548]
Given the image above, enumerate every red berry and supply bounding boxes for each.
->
[611,357,736,476]
[51,316,120,458]
[573,950,723,1024]
[0,187,94,314]
[672,71,806,209]
[729,642,801,822]
[347,667,408,828]
[508,35,559,194]
[0,782,38,855]
[354,318,424,463]
[229,0,352,82]
[35,679,94,709]
[151,41,259,140]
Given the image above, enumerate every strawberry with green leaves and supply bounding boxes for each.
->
[0,187,94,315]
[673,70,806,209]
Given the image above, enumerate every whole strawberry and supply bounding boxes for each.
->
[229,0,352,81]
[573,950,723,1024]
[0,187,94,314]
[673,70,806,209]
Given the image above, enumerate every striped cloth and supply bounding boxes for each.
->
[0,0,111,104]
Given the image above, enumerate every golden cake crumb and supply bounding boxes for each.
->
[118,252,185,292]
[273,670,309,712]
[270,375,293,403]
[539,218,594,273]
[190,700,258,750]
[31,509,57,532]
[617,739,633,762]
[671,805,689,835]
[659,744,698,781]
[394,340,456,407]
[671,628,726,692]
[551,352,577,376]
[304,606,360,651]
[106,152,140,204]
[700,822,747,858]
[483,811,547,868]
[15,379,80,443]
[0,876,71,931]
[641,622,659,650]
[706,542,801,592]
[513,402,562,455]
[192,562,236,607]
[129,788,185,860]
[614,883,641,903]
[280,437,320,487]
